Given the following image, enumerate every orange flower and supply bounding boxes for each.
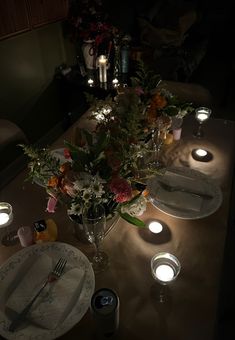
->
[60,162,71,174]
[48,176,59,188]
[151,92,167,109]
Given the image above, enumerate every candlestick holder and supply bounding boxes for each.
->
[193,107,211,138]
[98,55,107,83]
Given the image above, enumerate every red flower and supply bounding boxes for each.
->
[109,177,132,203]
[64,148,71,159]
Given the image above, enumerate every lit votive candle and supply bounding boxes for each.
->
[112,78,119,87]
[98,55,107,83]
[148,221,163,234]
[151,252,181,285]
[195,148,207,157]
[191,148,213,162]
[155,264,174,282]
[195,107,211,123]
[0,202,13,227]
[87,78,94,87]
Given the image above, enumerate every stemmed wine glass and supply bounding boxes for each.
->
[82,203,109,273]
[193,107,212,138]
[151,252,181,303]
[148,116,171,170]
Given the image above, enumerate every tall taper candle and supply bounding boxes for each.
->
[98,55,107,83]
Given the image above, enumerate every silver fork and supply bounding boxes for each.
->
[157,180,213,199]
[9,257,67,332]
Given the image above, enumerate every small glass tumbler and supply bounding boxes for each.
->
[194,107,211,138]
[151,252,181,302]
[0,202,14,245]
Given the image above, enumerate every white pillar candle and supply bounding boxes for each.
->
[148,221,163,234]
[155,264,174,282]
[195,107,211,122]
[98,55,107,83]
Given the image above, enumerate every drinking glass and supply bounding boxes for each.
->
[82,203,109,273]
[148,116,171,170]
[193,107,211,138]
[151,252,181,302]
[0,202,18,246]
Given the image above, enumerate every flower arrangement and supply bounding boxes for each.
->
[67,0,122,58]
[20,61,194,228]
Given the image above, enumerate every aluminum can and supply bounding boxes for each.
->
[91,288,119,338]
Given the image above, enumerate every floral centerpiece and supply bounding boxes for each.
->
[67,0,125,69]
[20,62,194,229]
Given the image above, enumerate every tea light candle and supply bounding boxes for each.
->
[0,202,13,226]
[155,264,174,282]
[191,148,213,162]
[148,221,163,234]
[87,78,94,87]
[98,55,107,83]
[112,78,119,87]
[195,107,211,122]
[195,148,207,157]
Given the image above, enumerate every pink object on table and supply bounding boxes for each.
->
[17,226,35,247]
[173,128,182,141]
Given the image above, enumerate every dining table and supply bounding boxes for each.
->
[0,110,235,340]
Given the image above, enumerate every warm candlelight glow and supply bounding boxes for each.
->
[0,202,13,227]
[197,113,209,122]
[195,148,208,157]
[151,252,181,285]
[195,107,211,123]
[155,264,174,282]
[87,78,94,86]
[0,213,9,225]
[112,78,119,87]
[148,221,163,234]
[98,55,107,83]
[98,55,107,64]
[191,148,213,162]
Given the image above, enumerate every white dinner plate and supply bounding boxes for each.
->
[147,166,223,219]
[0,242,95,340]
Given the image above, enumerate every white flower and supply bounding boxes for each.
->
[68,202,82,216]
[121,195,147,217]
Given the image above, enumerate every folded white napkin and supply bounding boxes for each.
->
[164,169,206,194]
[149,169,205,211]
[6,254,85,330]
[155,186,203,211]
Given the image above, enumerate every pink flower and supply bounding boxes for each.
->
[109,177,132,203]
[63,148,71,159]
[135,86,144,96]
[46,196,58,213]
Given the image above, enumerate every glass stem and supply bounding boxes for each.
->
[93,239,101,261]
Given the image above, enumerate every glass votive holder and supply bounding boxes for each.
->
[151,252,181,285]
[0,202,13,227]
[195,107,211,123]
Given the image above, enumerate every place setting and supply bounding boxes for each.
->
[0,242,95,340]
[146,166,223,219]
